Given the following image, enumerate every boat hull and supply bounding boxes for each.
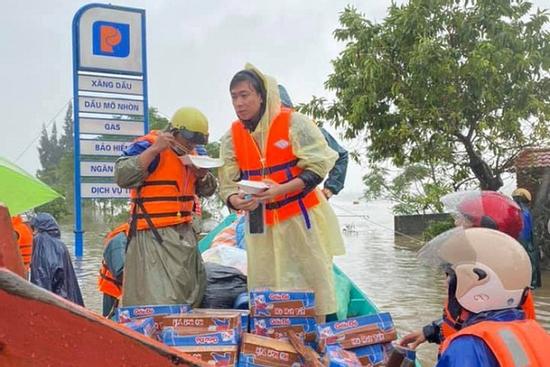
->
[0,267,205,367]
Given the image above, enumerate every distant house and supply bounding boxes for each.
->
[515,148,550,267]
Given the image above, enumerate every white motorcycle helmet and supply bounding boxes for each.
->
[418,227,531,314]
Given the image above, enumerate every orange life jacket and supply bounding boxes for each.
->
[231,107,320,227]
[129,131,196,232]
[439,291,537,352]
[441,319,550,366]
[11,216,33,271]
[97,223,128,299]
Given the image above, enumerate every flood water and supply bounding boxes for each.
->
[64,199,550,366]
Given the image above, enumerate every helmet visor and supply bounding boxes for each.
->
[176,127,208,145]
[417,227,477,269]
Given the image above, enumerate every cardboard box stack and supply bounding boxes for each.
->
[123,317,157,338]
[116,303,191,338]
[323,345,362,367]
[239,332,302,367]
[160,311,243,366]
[249,290,317,346]
[316,312,401,366]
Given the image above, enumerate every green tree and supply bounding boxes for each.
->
[301,0,550,204]
[149,107,170,130]
[59,102,73,153]
[36,121,68,218]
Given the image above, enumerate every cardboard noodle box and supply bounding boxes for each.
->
[239,333,302,367]
[350,344,390,367]
[161,328,239,346]
[116,304,191,323]
[174,345,239,367]
[159,313,242,333]
[323,345,362,367]
[317,313,397,351]
[249,290,315,318]
[193,308,250,333]
[123,317,156,338]
[250,317,317,342]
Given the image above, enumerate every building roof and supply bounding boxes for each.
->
[515,148,550,169]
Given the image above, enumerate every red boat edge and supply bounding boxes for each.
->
[0,204,206,367]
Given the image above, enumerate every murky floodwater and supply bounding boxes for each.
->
[63,199,550,366]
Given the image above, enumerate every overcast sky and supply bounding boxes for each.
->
[1,0,547,196]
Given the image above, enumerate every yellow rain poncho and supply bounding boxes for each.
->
[219,64,345,315]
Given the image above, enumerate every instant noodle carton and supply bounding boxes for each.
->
[116,304,191,323]
[250,317,317,342]
[323,345,362,367]
[116,303,191,338]
[193,308,250,333]
[174,345,239,367]
[349,344,389,367]
[161,328,240,346]
[123,317,156,338]
[249,290,315,318]
[316,313,397,352]
[239,333,302,367]
[159,313,242,335]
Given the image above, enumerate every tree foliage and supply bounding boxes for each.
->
[301,0,550,210]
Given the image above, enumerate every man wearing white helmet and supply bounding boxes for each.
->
[418,227,550,366]
[115,107,217,307]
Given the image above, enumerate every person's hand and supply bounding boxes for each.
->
[253,181,283,202]
[322,188,333,200]
[150,132,175,153]
[229,192,260,211]
[399,329,426,349]
[189,165,208,179]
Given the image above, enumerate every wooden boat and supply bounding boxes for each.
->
[0,205,205,367]
[0,208,419,366]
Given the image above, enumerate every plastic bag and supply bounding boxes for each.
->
[202,245,247,275]
[200,262,247,309]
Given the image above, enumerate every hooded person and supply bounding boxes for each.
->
[114,107,217,307]
[219,64,345,318]
[277,84,349,199]
[418,227,550,366]
[512,188,541,288]
[29,213,84,306]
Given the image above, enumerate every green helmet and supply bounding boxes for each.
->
[170,107,209,144]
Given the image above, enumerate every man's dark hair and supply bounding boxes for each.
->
[230,70,266,101]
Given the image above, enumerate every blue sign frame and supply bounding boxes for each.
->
[72,3,149,257]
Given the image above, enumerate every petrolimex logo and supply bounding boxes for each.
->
[92,21,130,58]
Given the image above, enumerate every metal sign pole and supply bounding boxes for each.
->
[72,10,84,257]
[72,3,147,258]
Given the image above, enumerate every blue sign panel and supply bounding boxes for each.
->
[73,3,148,257]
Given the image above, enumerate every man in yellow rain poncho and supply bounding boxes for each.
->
[219,64,345,318]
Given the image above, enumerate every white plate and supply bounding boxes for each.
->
[181,155,224,169]
[237,180,269,194]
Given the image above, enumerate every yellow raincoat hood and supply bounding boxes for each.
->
[242,63,281,153]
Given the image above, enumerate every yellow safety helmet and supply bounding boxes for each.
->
[170,107,209,144]
[512,188,532,203]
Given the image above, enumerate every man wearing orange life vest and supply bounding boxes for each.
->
[11,215,33,274]
[98,223,127,317]
[400,191,536,352]
[417,227,550,366]
[219,64,345,319]
[115,107,217,307]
